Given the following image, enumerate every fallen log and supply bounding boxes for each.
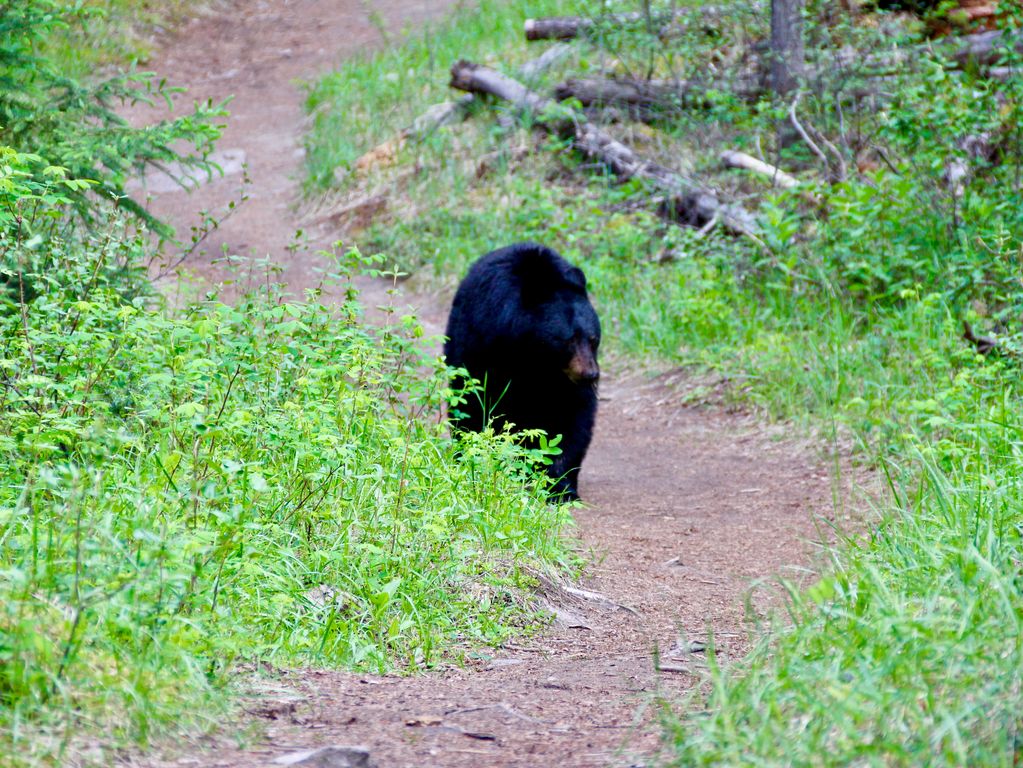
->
[555,74,763,113]
[405,43,574,139]
[943,28,1023,69]
[449,59,759,237]
[525,16,594,41]
[822,28,1023,75]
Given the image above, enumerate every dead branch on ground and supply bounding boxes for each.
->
[963,320,1001,356]
[789,92,847,182]
[449,59,760,237]
[555,74,762,114]
[720,150,800,188]
[350,44,573,174]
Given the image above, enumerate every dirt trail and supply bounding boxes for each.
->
[129,3,846,766]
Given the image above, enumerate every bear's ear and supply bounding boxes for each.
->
[565,266,586,291]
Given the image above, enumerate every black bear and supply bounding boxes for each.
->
[444,242,601,502]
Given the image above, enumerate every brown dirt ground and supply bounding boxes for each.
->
[122,2,858,766]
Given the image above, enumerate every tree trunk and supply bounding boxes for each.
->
[770,0,804,94]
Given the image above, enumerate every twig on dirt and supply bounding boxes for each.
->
[529,568,642,617]
[447,748,500,755]
[448,703,545,724]
[561,584,641,616]
[655,663,702,673]
[460,729,497,741]
[684,577,722,586]
[499,642,545,653]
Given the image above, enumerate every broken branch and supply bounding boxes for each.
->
[719,150,800,188]
[350,45,573,172]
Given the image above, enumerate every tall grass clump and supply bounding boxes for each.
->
[667,339,1023,765]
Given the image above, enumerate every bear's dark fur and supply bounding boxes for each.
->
[444,242,601,502]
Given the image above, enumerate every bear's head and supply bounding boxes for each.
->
[514,251,601,387]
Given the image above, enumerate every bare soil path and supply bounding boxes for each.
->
[129,3,847,766]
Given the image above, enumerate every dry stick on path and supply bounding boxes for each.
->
[449,59,761,238]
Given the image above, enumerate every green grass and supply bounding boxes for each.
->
[304,0,1023,763]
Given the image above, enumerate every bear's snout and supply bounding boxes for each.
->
[565,346,600,385]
